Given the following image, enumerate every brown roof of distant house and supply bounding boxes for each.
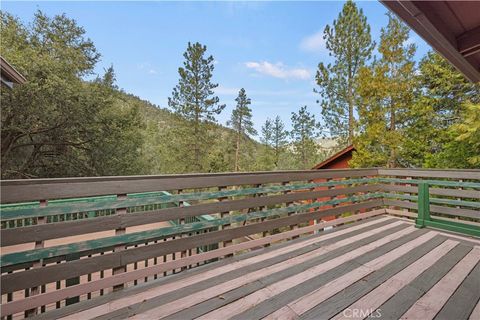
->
[1,56,26,87]
[312,145,355,170]
[381,1,480,83]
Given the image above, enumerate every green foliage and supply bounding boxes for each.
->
[351,13,416,168]
[401,52,480,167]
[290,106,321,169]
[3,7,478,178]
[1,11,144,178]
[228,88,257,171]
[315,0,374,144]
[425,103,480,168]
[168,42,225,172]
[259,116,289,170]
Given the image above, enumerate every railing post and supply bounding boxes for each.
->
[218,186,233,257]
[416,182,430,228]
[25,199,47,317]
[112,194,127,291]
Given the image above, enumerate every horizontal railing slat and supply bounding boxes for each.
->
[378,168,480,180]
[383,199,480,220]
[0,178,378,220]
[378,178,480,188]
[382,193,480,208]
[1,192,381,267]
[0,199,383,294]
[0,169,378,203]
[1,184,379,246]
[380,184,480,199]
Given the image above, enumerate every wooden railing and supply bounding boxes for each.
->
[378,168,480,237]
[0,168,478,318]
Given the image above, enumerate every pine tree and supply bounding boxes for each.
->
[402,52,480,167]
[271,116,288,168]
[315,0,374,145]
[425,103,480,169]
[290,106,320,169]
[168,42,225,172]
[227,88,257,171]
[259,116,288,169]
[352,13,417,168]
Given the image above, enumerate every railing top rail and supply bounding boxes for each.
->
[0,169,377,185]
[0,169,378,203]
[2,168,479,204]
[378,168,480,179]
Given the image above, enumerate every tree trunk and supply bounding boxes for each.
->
[388,103,396,168]
[193,115,200,172]
[348,85,354,145]
[234,132,240,171]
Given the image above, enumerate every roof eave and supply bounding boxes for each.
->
[381,0,480,83]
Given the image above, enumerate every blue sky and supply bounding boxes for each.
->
[3,1,430,133]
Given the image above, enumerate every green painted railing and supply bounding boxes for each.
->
[0,193,381,267]
[415,182,480,237]
[1,168,479,318]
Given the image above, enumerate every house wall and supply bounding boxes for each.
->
[310,153,353,224]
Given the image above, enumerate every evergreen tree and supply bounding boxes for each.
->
[351,13,417,168]
[271,116,289,168]
[0,11,143,178]
[290,106,321,169]
[402,52,480,167]
[315,0,374,145]
[259,116,288,169]
[227,88,257,171]
[425,103,480,169]
[168,42,225,172]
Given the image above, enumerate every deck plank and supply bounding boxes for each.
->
[129,225,415,319]
[33,217,388,320]
[59,217,399,320]
[28,216,480,320]
[264,231,438,319]
[331,239,459,320]
[195,227,417,320]
[232,228,430,320]
[400,247,480,320]
[433,259,480,320]
[469,299,480,320]
[166,225,418,320]
[303,241,472,320]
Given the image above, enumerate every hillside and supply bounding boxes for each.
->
[118,92,266,174]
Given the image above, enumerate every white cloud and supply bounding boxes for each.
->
[215,86,240,95]
[300,30,326,53]
[138,62,158,75]
[244,61,310,80]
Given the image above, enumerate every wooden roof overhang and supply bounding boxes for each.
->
[0,56,26,88]
[312,145,355,170]
[381,1,480,83]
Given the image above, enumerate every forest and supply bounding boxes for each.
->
[1,1,479,179]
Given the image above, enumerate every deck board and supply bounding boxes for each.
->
[435,259,480,320]
[400,247,480,320]
[62,218,402,320]
[330,239,459,320]
[169,223,412,320]
[230,228,428,320]
[31,215,480,320]
[33,216,391,320]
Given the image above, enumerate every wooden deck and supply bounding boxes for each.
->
[32,215,480,320]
